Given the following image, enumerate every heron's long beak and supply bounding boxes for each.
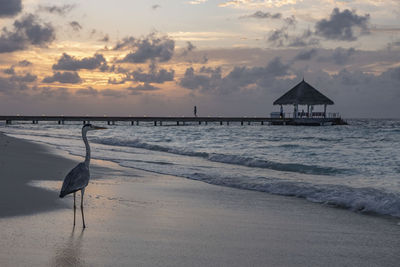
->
[94,126,107,130]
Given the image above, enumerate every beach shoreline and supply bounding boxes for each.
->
[1,133,399,266]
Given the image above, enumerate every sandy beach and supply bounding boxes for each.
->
[0,132,399,267]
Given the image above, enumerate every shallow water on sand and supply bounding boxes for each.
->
[2,119,400,217]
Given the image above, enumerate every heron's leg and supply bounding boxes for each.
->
[73,192,76,227]
[81,188,86,228]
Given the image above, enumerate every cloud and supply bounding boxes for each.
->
[0,76,18,93]
[117,33,175,63]
[187,0,207,4]
[2,63,36,82]
[100,89,125,97]
[180,57,290,94]
[111,63,174,84]
[294,49,318,61]
[3,66,15,75]
[9,73,37,82]
[42,71,82,84]
[315,8,370,41]
[0,0,22,17]
[37,4,75,16]
[266,15,308,47]
[0,74,32,94]
[53,53,107,71]
[240,11,282,19]
[0,14,55,53]
[219,0,298,8]
[18,59,32,67]
[182,41,196,56]
[38,87,71,98]
[268,28,289,47]
[108,78,126,85]
[152,4,161,10]
[69,21,82,32]
[76,87,99,96]
[113,36,136,50]
[331,47,356,64]
[126,83,160,93]
[100,34,109,42]
[130,66,174,84]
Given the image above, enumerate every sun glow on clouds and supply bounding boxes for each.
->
[219,0,301,8]
[187,0,208,4]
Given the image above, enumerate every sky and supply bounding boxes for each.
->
[0,0,399,118]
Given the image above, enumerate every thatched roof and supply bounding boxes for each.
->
[273,79,334,105]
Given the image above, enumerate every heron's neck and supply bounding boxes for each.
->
[82,130,90,166]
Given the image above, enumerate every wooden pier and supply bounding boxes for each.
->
[0,116,346,126]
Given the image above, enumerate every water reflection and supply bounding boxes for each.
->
[52,228,85,266]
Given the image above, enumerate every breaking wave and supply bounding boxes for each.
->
[94,137,350,176]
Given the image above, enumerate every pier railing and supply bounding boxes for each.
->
[0,115,346,126]
[276,112,341,119]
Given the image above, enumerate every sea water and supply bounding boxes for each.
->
[2,119,400,218]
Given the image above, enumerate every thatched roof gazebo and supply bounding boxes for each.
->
[273,79,334,118]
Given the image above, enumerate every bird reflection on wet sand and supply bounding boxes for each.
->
[52,228,85,267]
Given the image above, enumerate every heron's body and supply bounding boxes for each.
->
[59,124,106,228]
[59,162,89,198]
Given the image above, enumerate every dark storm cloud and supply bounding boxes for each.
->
[18,59,32,67]
[69,21,82,32]
[117,34,175,63]
[180,57,290,94]
[294,49,318,61]
[240,11,282,19]
[42,71,82,84]
[0,14,55,53]
[37,4,75,16]
[0,0,22,17]
[53,53,107,71]
[315,8,370,41]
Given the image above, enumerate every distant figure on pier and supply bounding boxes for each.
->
[194,106,197,117]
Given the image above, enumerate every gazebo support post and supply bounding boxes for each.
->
[324,104,327,118]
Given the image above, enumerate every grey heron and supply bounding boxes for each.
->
[59,124,107,228]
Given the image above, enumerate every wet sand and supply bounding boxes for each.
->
[0,133,399,266]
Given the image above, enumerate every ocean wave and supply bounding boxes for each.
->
[184,172,400,218]
[94,137,351,175]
